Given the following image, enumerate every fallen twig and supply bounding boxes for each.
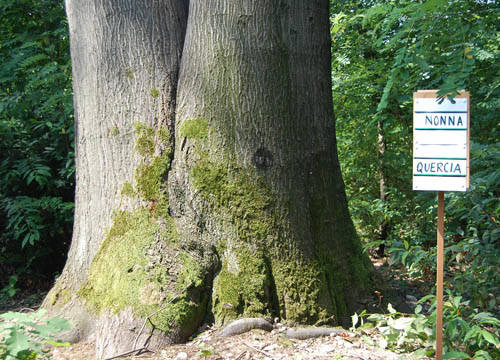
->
[242,342,275,358]
[234,350,247,360]
[104,346,147,360]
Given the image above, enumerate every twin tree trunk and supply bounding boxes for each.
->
[44,0,373,357]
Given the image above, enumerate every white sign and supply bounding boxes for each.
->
[413,90,470,192]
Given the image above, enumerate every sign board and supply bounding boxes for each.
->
[413,90,470,191]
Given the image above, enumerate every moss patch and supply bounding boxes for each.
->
[77,117,210,336]
[212,246,275,324]
[179,118,209,140]
[46,284,72,307]
[110,125,119,136]
[191,155,274,244]
[135,153,170,202]
[189,153,285,324]
[272,257,337,324]
[79,209,209,334]
[132,122,173,205]
[150,88,160,98]
[189,147,370,325]
[157,126,170,144]
[134,122,156,157]
[121,181,135,198]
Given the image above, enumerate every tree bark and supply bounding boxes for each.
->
[43,0,189,356]
[44,1,373,358]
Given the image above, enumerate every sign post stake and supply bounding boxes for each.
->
[436,191,445,360]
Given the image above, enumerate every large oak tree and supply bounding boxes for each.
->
[44,0,373,357]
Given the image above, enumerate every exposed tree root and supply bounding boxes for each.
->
[218,317,348,341]
[218,318,273,337]
[285,327,346,340]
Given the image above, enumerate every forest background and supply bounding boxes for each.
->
[0,0,498,358]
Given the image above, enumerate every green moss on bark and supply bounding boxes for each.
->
[212,246,275,324]
[150,88,160,98]
[121,181,135,198]
[77,119,211,337]
[78,209,209,334]
[157,126,170,144]
[135,153,170,201]
[46,284,72,307]
[132,122,172,202]
[271,258,334,324]
[189,145,372,326]
[133,122,156,157]
[191,155,274,244]
[179,118,209,140]
[110,125,119,136]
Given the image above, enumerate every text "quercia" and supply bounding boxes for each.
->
[416,161,462,174]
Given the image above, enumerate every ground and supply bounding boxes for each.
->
[49,324,418,360]
[1,257,429,360]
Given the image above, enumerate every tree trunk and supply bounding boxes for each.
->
[44,0,373,358]
[43,0,189,355]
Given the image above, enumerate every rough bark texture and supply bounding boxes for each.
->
[44,0,189,357]
[44,1,374,358]
[171,0,372,326]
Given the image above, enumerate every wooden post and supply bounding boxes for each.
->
[436,191,445,360]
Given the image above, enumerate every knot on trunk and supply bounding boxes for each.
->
[252,147,273,170]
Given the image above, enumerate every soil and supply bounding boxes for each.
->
[50,324,420,360]
[2,256,430,360]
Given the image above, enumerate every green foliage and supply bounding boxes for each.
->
[332,1,499,358]
[2,197,73,249]
[0,309,70,360]
[375,143,499,312]
[353,298,500,359]
[0,277,18,299]
[0,0,74,291]
[331,0,499,296]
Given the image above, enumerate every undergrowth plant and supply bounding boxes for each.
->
[332,3,499,358]
[352,298,500,359]
[0,310,70,360]
[0,0,74,292]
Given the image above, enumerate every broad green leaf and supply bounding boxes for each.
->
[472,350,493,360]
[463,326,480,343]
[480,330,499,346]
[392,317,414,331]
[474,313,500,327]
[2,328,31,356]
[442,351,470,359]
